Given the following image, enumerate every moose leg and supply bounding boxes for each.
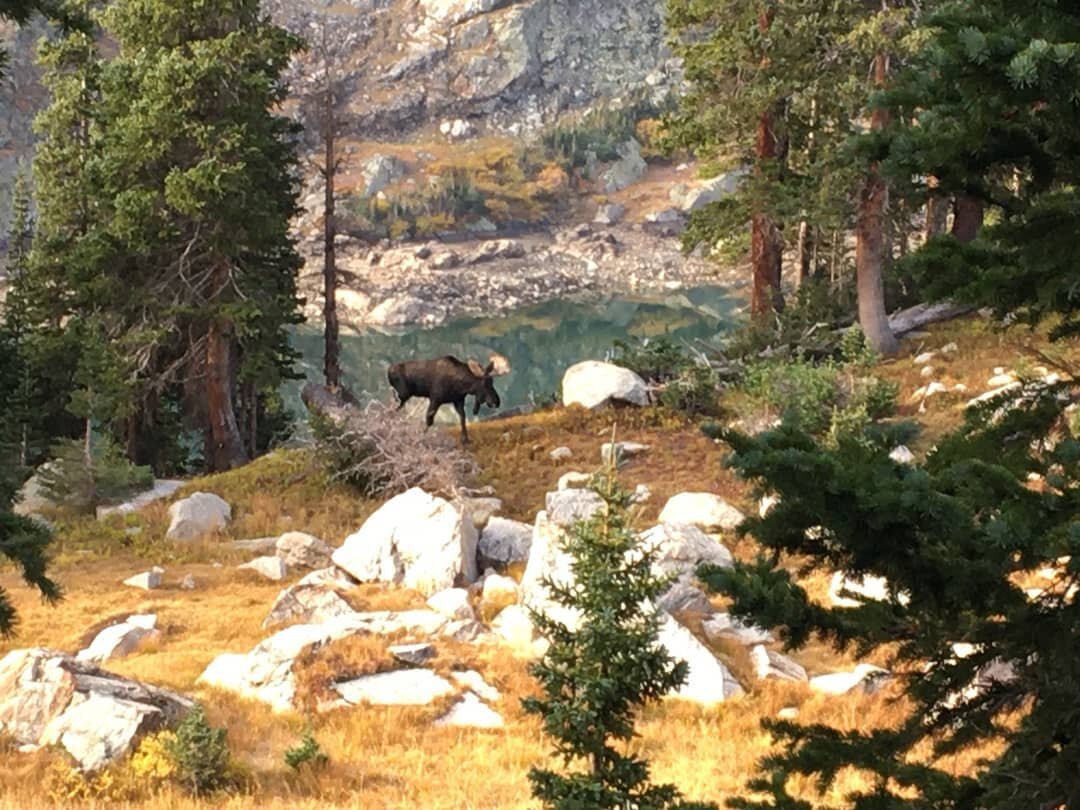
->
[453,399,469,444]
[425,401,439,430]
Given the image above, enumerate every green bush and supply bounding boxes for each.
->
[284,730,328,771]
[658,364,723,418]
[611,337,722,418]
[36,435,153,515]
[166,705,231,796]
[542,95,669,170]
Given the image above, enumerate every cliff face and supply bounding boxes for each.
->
[1,0,676,227]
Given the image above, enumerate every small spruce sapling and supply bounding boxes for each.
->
[523,467,717,810]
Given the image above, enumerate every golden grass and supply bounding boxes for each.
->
[0,316,1064,808]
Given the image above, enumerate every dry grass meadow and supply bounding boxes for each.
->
[0,316,1072,809]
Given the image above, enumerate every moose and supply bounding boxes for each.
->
[387,353,511,444]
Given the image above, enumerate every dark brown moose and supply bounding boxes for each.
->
[387,353,511,443]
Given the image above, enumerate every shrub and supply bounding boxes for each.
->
[36,434,153,514]
[611,337,722,418]
[611,336,692,384]
[284,730,328,771]
[311,401,477,497]
[166,705,231,796]
[658,364,723,418]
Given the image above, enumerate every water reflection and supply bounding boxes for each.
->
[286,286,742,418]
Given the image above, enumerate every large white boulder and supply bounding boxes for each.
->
[750,645,807,683]
[436,692,504,728]
[334,669,454,706]
[658,492,745,532]
[332,488,478,595]
[165,492,231,542]
[427,588,475,621]
[829,572,911,608]
[478,517,533,569]
[239,556,288,582]
[657,614,743,703]
[701,613,774,646]
[562,361,649,409]
[0,648,192,771]
[263,579,359,628]
[810,664,891,696]
[96,480,183,520]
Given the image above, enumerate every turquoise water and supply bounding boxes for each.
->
[286,286,742,417]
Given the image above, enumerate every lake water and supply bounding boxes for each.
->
[286,285,743,419]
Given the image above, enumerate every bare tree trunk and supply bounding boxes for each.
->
[205,265,249,472]
[796,220,812,288]
[951,194,984,243]
[855,50,899,356]
[750,7,785,319]
[323,94,341,390]
[247,381,258,457]
[924,176,950,241]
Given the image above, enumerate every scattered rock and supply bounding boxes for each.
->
[777,706,799,720]
[631,483,652,504]
[593,202,626,226]
[557,471,592,490]
[670,169,746,213]
[750,645,808,683]
[239,556,288,582]
[332,488,479,595]
[275,532,334,570]
[913,351,936,365]
[810,664,891,696]
[335,668,454,706]
[658,492,745,532]
[359,154,407,196]
[562,361,649,409]
[0,648,193,771]
[264,576,359,628]
[448,670,501,702]
[829,572,910,607]
[544,488,606,527]
[427,588,475,621]
[389,643,436,666]
[96,480,184,520]
[123,571,161,591]
[230,537,279,555]
[180,574,197,590]
[657,614,743,703]
[658,581,714,615]
[600,139,647,193]
[941,342,959,354]
[436,691,504,728]
[549,446,573,462]
[440,118,475,141]
[77,615,159,663]
[490,605,539,652]
[702,613,774,646]
[644,207,684,224]
[461,496,503,530]
[165,492,231,542]
[889,446,915,464]
[638,522,734,581]
[600,441,650,466]
[481,573,519,605]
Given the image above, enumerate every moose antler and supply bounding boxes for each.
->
[467,359,486,377]
[488,352,511,377]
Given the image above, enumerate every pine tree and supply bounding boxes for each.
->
[523,472,717,810]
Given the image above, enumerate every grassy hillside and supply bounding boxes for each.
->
[0,315,1072,809]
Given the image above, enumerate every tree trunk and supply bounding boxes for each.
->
[924,176,950,241]
[205,266,249,472]
[951,194,983,243]
[750,8,785,319]
[796,220,812,288]
[855,51,899,356]
[323,86,341,390]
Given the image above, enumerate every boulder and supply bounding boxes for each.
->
[274,532,334,570]
[332,488,478,595]
[264,575,359,628]
[77,615,159,664]
[478,517,533,570]
[658,492,745,532]
[829,572,910,608]
[631,483,652,504]
[593,202,626,226]
[0,648,192,771]
[448,670,501,702]
[13,466,58,518]
[671,168,747,213]
[165,492,231,542]
[436,692,504,728]
[557,471,592,490]
[657,614,743,703]
[600,139,647,193]
[562,361,649,409]
[750,645,808,683]
[96,480,184,520]
[359,154,407,196]
[335,669,454,706]
[549,446,573,462]
[481,573,519,605]
[644,207,684,224]
[123,571,161,591]
[389,643,436,666]
[810,664,891,696]
[657,581,714,615]
[490,605,539,652]
[600,441,650,466]
[427,588,475,621]
[239,556,288,582]
[461,496,503,530]
[701,613,774,646]
[638,522,734,582]
[889,446,915,465]
[544,489,606,528]
[180,574,197,590]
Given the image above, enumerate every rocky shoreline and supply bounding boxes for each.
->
[298,223,746,332]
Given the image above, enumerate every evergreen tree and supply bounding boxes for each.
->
[524,473,716,810]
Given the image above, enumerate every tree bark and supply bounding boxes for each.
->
[205,265,249,471]
[323,87,341,390]
[750,7,785,319]
[796,220,812,288]
[854,51,899,356]
[951,194,983,243]
[924,176,950,241]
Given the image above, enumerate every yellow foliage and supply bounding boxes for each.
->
[636,118,667,157]
[129,731,179,782]
[535,163,570,194]
[44,761,126,803]
[415,212,456,236]
[388,219,411,240]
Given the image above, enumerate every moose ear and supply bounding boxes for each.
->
[467,359,485,377]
